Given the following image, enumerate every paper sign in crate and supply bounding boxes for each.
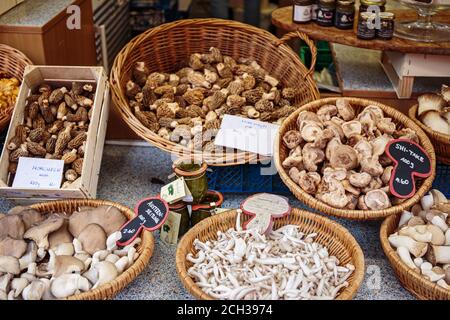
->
[0,66,109,203]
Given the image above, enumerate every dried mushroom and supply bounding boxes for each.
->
[283,99,427,211]
[126,47,299,153]
[6,82,94,188]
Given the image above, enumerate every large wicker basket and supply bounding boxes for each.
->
[110,19,319,166]
[176,208,365,300]
[0,44,33,132]
[380,214,450,300]
[274,97,436,220]
[30,199,155,300]
[408,104,450,165]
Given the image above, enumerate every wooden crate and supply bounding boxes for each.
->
[0,65,109,204]
[0,0,23,16]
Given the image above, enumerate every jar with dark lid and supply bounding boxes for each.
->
[173,158,208,204]
[293,0,313,23]
[316,0,336,27]
[377,12,395,40]
[357,12,377,39]
[169,201,190,238]
[335,0,355,29]
[191,190,224,226]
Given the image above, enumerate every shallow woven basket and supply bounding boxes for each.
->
[110,19,319,166]
[30,199,155,300]
[381,214,450,300]
[408,104,450,165]
[0,44,33,132]
[274,97,436,220]
[176,208,365,300]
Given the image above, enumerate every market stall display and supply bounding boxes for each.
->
[0,199,154,300]
[381,189,450,299]
[275,97,436,220]
[409,85,450,165]
[0,66,109,203]
[111,19,319,165]
[0,44,32,132]
[176,208,365,300]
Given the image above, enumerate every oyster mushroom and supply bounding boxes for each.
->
[0,215,25,240]
[8,207,44,230]
[282,130,302,149]
[0,237,27,259]
[336,98,355,121]
[78,224,107,255]
[329,145,358,170]
[51,274,91,298]
[24,215,64,258]
[19,242,37,270]
[341,120,362,138]
[364,189,391,210]
[69,206,127,237]
[349,172,371,188]
[0,256,20,275]
[92,261,119,289]
[22,280,46,300]
[10,278,28,298]
[50,254,85,277]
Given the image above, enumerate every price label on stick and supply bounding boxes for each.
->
[385,139,432,199]
[117,197,169,247]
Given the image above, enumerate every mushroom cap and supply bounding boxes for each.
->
[282,130,302,149]
[24,215,64,253]
[300,122,323,142]
[329,145,359,170]
[0,215,25,240]
[323,167,347,182]
[371,134,392,157]
[417,93,446,117]
[48,219,73,249]
[296,111,321,128]
[325,137,342,161]
[302,144,325,172]
[317,179,349,208]
[349,172,372,188]
[430,189,447,206]
[69,206,127,237]
[8,206,45,230]
[317,104,338,122]
[78,224,107,255]
[354,140,373,160]
[341,120,362,138]
[364,189,391,210]
[361,156,384,177]
[336,99,355,121]
[52,255,85,277]
[362,105,384,120]
[421,111,450,135]
[0,237,27,259]
[325,121,345,141]
[297,171,319,194]
[0,256,20,275]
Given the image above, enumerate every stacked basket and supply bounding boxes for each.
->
[0,44,32,132]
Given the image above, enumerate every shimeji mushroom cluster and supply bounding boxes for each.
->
[389,189,450,289]
[282,100,420,210]
[187,211,355,300]
[0,206,141,300]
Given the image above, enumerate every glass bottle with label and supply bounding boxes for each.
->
[316,0,336,27]
[377,12,395,40]
[173,159,208,204]
[335,0,355,29]
[293,0,313,23]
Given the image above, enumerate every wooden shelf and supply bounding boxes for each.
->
[272,6,450,55]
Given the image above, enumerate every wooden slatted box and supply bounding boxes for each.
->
[0,66,109,204]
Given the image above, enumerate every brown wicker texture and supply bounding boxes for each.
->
[381,214,450,300]
[30,199,155,300]
[274,97,436,220]
[0,44,33,132]
[110,19,319,166]
[176,208,365,300]
[408,104,450,165]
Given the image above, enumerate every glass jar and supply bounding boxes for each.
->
[191,190,224,226]
[311,0,319,21]
[357,12,377,39]
[316,0,336,27]
[377,12,395,40]
[335,0,355,29]
[359,0,386,14]
[293,0,313,23]
[173,158,208,204]
[169,201,190,238]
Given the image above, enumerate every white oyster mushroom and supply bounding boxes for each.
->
[51,274,91,299]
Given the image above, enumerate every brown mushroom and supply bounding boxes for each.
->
[51,255,85,278]
[302,143,325,172]
[0,215,25,240]
[364,189,391,210]
[329,145,358,170]
[69,206,127,237]
[282,154,304,170]
[8,207,45,230]
[341,120,362,138]
[316,104,338,122]
[361,156,384,176]
[77,224,107,255]
[354,140,373,160]
[349,172,372,188]
[316,178,349,209]
[297,170,321,194]
[300,122,323,142]
[325,137,342,161]
[48,219,73,250]
[336,99,355,121]
[282,130,302,149]
[0,237,27,259]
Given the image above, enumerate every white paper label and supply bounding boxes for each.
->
[160,210,181,246]
[13,157,64,189]
[294,4,312,22]
[160,177,192,204]
[214,115,280,156]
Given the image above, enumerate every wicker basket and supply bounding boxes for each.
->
[0,44,33,132]
[30,199,155,300]
[274,97,436,220]
[408,104,450,165]
[176,208,365,300]
[110,19,319,166]
[380,214,450,300]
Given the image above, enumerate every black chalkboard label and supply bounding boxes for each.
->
[385,139,432,199]
[117,197,169,247]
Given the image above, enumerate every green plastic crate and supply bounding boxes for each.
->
[299,40,332,72]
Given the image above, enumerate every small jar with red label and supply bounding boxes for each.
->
[293,0,313,23]
[316,0,336,27]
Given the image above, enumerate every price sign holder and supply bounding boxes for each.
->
[117,196,169,247]
[385,139,432,199]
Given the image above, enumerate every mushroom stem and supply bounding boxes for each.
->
[398,211,413,228]
[397,246,418,271]
[388,235,428,258]
[426,245,450,265]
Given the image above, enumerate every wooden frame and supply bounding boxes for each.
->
[0,65,109,204]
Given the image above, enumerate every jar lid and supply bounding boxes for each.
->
[360,0,386,5]
[360,12,377,19]
[379,12,395,19]
[338,0,355,4]
[173,158,208,177]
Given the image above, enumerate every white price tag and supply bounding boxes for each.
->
[160,177,192,204]
[12,157,64,189]
[214,115,279,156]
